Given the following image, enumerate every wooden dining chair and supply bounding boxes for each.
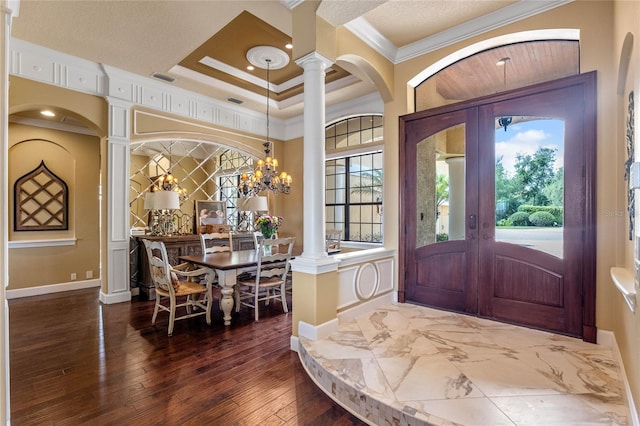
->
[200,231,234,286]
[236,237,295,321]
[200,231,233,254]
[252,230,290,295]
[142,239,214,336]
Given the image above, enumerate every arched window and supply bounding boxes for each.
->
[325,115,383,244]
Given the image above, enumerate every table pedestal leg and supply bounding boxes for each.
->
[216,269,236,326]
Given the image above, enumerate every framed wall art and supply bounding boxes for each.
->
[14,161,69,231]
[195,200,227,226]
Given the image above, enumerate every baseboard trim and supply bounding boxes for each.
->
[298,318,339,342]
[597,329,639,425]
[99,290,131,305]
[290,335,299,352]
[6,279,100,299]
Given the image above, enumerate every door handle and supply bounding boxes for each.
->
[468,214,477,229]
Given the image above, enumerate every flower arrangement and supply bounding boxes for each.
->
[255,214,283,239]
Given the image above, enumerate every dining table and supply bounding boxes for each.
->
[179,248,299,326]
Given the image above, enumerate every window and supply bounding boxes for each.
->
[325,115,383,243]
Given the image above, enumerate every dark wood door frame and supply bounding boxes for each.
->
[398,72,597,342]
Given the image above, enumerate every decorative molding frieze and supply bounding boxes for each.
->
[10,38,286,140]
[11,38,106,95]
[10,37,382,143]
[100,64,287,140]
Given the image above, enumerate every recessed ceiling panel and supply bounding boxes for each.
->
[178,10,351,102]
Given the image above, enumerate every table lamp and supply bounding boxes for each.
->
[153,190,181,235]
[237,196,268,232]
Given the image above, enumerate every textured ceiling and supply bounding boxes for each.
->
[362,0,516,46]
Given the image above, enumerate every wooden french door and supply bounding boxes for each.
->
[400,73,596,341]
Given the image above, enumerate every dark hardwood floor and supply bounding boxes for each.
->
[9,287,366,425]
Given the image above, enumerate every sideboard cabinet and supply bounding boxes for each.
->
[131,233,255,300]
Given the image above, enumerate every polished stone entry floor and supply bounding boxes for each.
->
[299,304,630,425]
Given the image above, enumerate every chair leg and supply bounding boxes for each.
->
[168,294,177,336]
[254,286,259,322]
[186,295,192,314]
[152,295,161,325]
[280,284,288,313]
[205,286,212,326]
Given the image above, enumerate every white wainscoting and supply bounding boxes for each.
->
[294,249,396,350]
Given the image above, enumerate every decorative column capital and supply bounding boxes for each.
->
[295,51,334,71]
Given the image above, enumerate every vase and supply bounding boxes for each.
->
[263,244,272,256]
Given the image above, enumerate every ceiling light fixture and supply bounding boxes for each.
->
[40,110,55,117]
[285,43,293,49]
[496,57,511,88]
[239,46,292,196]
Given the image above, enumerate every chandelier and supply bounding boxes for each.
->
[238,46,292,196]
[152,146,189,202]
[155,172,188,201]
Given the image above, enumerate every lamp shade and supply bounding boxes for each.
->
[239,196,268,212]
[143,192,156,210]
[153,190,180,210]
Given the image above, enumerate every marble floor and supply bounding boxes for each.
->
[298,303,631,425]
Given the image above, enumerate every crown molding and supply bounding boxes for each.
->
[346,0,574,64]
[344,17,397,63]
[280,0,303,10]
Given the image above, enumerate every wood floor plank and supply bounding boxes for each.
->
[9,288,366,425]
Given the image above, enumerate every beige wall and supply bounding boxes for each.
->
[612,0,640,412]
[278,136,303,252]
[7,124,101,289]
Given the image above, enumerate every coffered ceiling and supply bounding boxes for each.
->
[10,0,574,120]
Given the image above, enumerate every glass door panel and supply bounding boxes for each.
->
[416,123,466,249]
[494,116,564,258]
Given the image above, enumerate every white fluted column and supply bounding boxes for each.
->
[445,156,465,240]
[295,52,335,262]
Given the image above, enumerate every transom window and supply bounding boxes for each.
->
[325,115,383,244]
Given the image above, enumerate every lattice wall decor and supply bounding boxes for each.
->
[14,161,69,231]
